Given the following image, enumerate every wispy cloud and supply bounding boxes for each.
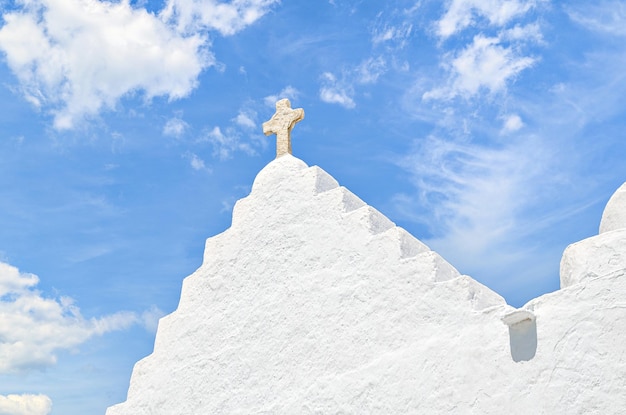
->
[370,1,418,50]
[184,152,212,172]
[502,23,543,42]
[163,116,190,138]
[566,1,626,37]
[140,304,166,333]
[203,126,256,160]
[0,394,52,415]
[393,133,558,287]
[319,72,356,109]
[395,1,626,302]
[194,98,276,161]
[356,56,387,84]
[436,0,537,39]
[160,0,279,35]
[65,245,114,263]
[501,113,523,133]
[316,4,420,110]
[0,261,156,373]
[317,52,394,108]
[233,109,257,129]
[372,21,413,48]
[397,134,548,229]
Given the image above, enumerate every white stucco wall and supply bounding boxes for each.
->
[107,156,626,414]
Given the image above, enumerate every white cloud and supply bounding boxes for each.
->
[502,23,543,42]
[0,0,278,130]
[0,0,209,129]
[264,85,300,107]
[163,117,189,138]
[502,113,523,133]
[319,72,355,109]
[436,0,536,38]
[198,101,270,160]
[234,110,256,129]
[185,152,212,172]
[424,35,535,100]
[319,88,356,109]
[190,154,206,170]
[423,0,541,102]
[0,394,52,415]
[141,305,166,333]
[160,0,279,36]
[0,261,150,373]
[204,126,255,160]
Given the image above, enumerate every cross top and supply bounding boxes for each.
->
[262,98,305,158]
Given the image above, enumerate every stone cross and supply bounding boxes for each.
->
[262,98,305,158]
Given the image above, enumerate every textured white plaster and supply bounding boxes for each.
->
[561,182,626,288]
[502,309,535,326]
[107,155,626,415]
[560,229,626,288]
[600,182,626,233]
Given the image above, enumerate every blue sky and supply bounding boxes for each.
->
[0,0,625,414]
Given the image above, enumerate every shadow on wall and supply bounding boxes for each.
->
[502,310,537,362]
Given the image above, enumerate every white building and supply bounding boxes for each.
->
[108,102,626,414]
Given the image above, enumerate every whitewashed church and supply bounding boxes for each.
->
[107,100,626,414]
